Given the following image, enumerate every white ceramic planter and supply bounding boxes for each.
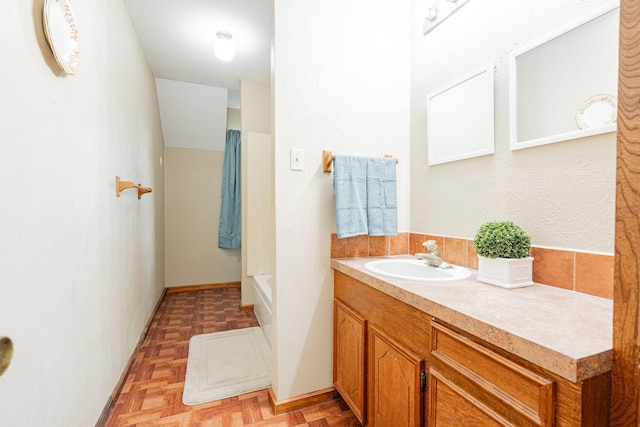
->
[476,256,534,289]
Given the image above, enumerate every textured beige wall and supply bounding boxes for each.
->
[246,132,274,277]
[411,0,616,253]
[164,148,241,286]
[227,107,241,129]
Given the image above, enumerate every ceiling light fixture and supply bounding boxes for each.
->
[214,31,235,62]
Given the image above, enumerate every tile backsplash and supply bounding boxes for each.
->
[331,232,613,299]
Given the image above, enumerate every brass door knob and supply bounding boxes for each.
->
[0,337,13,377]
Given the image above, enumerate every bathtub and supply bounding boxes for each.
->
[252,274,272,348]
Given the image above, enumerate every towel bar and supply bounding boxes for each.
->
[322,150,398,173]
[116,176,152,199]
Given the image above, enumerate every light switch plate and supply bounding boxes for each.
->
[290,148,304,171]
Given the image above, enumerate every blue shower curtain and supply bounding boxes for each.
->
[218,129,241,249]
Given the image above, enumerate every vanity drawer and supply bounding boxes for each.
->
[430,322,554,426]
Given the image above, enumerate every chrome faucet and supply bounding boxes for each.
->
[415,240,452,269]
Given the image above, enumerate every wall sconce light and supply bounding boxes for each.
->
[214,31,235,62]
[423,0,471,35]
[426,7,438,21]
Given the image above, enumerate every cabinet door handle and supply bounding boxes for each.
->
[421,370,428,389]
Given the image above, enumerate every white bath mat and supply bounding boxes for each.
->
[182,327,271,405]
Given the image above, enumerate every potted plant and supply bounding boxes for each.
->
[473,221,534,289]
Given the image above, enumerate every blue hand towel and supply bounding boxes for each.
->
[366,157,397,236]
[333,155,368,238]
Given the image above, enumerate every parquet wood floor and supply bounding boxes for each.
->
[105,287,361,426]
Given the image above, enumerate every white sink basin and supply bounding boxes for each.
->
[365,259,471,282]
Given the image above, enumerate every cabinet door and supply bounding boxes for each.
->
[334,300,367,424]
[369,325,424,427]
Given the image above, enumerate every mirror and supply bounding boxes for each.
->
[509,4,619,150]
[427,65,495,165]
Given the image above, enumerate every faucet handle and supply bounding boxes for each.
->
[422,240,438,252]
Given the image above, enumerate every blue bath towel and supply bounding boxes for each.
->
[333,155,368,238]
[366,157,397,236]
[333,155,398,239]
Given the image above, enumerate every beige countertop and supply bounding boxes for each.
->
[331,255,613,383]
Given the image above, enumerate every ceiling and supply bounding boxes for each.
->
[123,0,272,107]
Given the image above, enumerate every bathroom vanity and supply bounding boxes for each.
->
[331,256,612,426]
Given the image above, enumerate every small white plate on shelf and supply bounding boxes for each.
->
[576,94,617,129]
[43,0,80,75]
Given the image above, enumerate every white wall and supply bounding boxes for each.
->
[0,1,165,425]
[271,0,411,400]
[411,0,617,253]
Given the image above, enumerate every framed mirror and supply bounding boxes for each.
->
[509,3,619,150]
[427,65,495,165]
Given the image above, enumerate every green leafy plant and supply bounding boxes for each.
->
[473,221,531,259]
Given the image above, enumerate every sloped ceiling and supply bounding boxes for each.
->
[124,0,271,92]
[123,0,271,148]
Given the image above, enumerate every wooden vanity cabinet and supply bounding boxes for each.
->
[333,270,611,426]
[334,271,431,426]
